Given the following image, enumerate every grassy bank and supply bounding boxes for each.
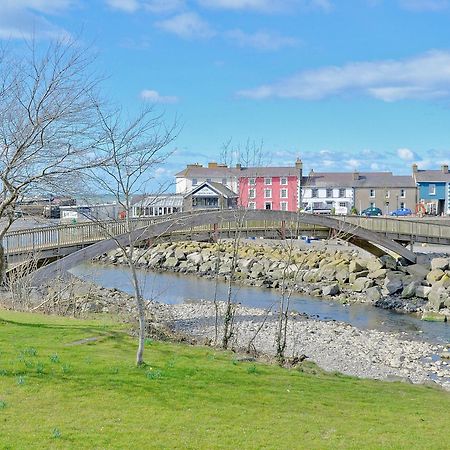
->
[0,309,449,449]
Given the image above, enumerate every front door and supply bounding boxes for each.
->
[265,202,272,210]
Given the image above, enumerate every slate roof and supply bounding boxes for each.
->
[131,194,184,208]
[304,172,416,188]
[414,170,450,183]
[175,164,300,178]
[186,181,238,199]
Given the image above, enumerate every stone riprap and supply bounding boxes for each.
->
[94,241,450,317]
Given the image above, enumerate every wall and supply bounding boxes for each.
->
[354,187,416,214]
[418,182,446,200]
[239,176,298,211]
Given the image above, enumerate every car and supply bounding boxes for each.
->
[361,206,382,217]
[390,207,412,217]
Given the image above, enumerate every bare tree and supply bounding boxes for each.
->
[87,104,177,366]
[0,37,105,281]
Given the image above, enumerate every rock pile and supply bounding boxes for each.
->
[94,241,450,316]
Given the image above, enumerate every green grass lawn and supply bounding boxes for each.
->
[0,309,449,449]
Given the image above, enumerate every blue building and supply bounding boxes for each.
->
[413,164,450,215]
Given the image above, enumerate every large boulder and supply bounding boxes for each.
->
[335,269,349,284]
[428,288,447,310]
[366,286,382,302]
[380,255,397,270]
[349,260,365,273]
[349,271,369,283]
[383,278,403,295]
[368,268,387,280]
[426,269,445,284]
[163,257,179,268]
[401,281,421,299]
[367,259,384,272]
[430,258,449,271]
[405,264,429,280]
[187,252,203,266]
[322,284,340,296]
[351,277,374,292]
[415,285,432,299]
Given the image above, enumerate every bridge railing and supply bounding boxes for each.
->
[338,216,450,239]
[3,213,450,257]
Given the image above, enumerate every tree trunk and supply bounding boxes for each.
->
[129,262,146,366]
[0,240,6,286]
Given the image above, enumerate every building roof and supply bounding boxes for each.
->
[304,172,416,188]
[175,163,300,178]
[131,194,184,208]
[186,181,238,198]
[414,170,450,183]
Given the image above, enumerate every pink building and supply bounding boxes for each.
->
[239,167,300,211]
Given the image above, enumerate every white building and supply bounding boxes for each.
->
[302,171,355,215]
[175,162,240,195]
[131,194,183,218]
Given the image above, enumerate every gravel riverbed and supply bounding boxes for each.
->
[151,299,450,390]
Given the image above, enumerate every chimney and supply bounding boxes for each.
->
[208,162,218,168]
[412,163,418,173]
[295,158,303,171]
[441,164,449,173]
[352,172,359,181]
[236,163,241,170]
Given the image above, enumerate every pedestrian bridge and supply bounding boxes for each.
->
[9,209,447,285]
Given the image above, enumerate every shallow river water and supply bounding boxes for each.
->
[70,263,450,345]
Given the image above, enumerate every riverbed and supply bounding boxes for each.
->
[70,262,450,345]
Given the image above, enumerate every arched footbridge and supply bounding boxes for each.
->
[17,209,450,285]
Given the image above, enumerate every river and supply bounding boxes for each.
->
[69,263,450,345]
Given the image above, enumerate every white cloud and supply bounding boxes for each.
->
[197,0,332,13]
[225,29,299,51]
[238,50,450,102]
[106,0,140,12]
[397,148,416,160]
[156,12,215,39]
[106,0,185,13]
[399,0,449,11]
[140,89,179,103]
[0,1,72,40]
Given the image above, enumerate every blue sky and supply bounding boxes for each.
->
[2,0,450,181]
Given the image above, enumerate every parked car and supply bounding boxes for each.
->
[390,207,412,217]
[304,202,333,215]
[361,207,382,217]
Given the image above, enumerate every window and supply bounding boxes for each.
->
[339,202,347,207]
[280,177,288,185]
[311,188,319,197]
[369,189,375,198]
[326,188,333,197]
[280,189,288,198]
[192,178,198,186]
[222,178,227,185]
[400,202,405,209]
[429,184,436,195]
[370,202,376,207]
[264,202,272,210]
[249,189,256,199]
[264,177,272,185]
[264,189,272,198]
[281,202,288,211]
[400,189,406,198]
[339,188,346,197]
[248,202,256,210]
[249,178,256,185]
[385,190,390,199]
[206,178,211,182]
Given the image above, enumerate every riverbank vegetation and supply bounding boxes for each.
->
[1,309,449,449]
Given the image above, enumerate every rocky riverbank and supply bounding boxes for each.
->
[93,240,450,318]
[9,279,449,390]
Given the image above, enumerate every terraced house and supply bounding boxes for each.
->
[413,164,450,216]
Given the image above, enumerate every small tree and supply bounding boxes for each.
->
[0,37,105,282]
[89,104,177,366]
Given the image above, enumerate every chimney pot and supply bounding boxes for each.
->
[352,172,359,181]
[412,163,418,173]
[441,164,449,173]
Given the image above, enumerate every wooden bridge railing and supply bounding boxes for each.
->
[3,213,450,258]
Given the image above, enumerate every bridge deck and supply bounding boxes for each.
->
[4,212,450,266]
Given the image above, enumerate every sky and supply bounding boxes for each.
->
[1,0,450,183]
